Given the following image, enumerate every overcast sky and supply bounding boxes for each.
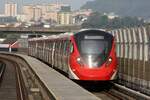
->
[0,0,94,13]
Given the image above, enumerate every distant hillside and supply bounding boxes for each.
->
[81,0,150,19]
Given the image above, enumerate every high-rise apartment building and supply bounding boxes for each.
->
[32,6,42,21]
[57,5,72,25]
[22,3,73,25]
[5,3,17,17]
[23,5,42,21]
[23,4,60,22]
[47,3,66,12]
[58,12,72,25]
[23,5,32,21]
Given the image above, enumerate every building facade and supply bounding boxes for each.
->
[5,3,17,17]
[58,12,72,25]
[23,5,42,22]
[72,9,92,24]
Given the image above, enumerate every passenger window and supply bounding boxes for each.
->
[66,41,69,54]
[64,41,67,53]
[70,42,74,53]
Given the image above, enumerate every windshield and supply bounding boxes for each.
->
[81,40,108,55]
[74,30,113,67]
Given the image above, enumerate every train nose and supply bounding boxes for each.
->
[88,55,92,68]
[87,55,99,68]
[82,55,104,68]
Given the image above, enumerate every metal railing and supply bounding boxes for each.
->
[109,25,150,95]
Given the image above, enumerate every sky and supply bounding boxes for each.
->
[0,0,94,13]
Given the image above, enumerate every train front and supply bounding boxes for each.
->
[69,30,117,80]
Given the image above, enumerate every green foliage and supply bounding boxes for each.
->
[81,0,150,19]
[0,33,7,38]
[7,34,20,39]
[82,12,109,28]
[0,33,20,39]
[81,12,145,29]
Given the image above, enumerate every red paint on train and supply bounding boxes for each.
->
[28,29,118,81]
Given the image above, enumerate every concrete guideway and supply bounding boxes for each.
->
[18,54,100,100]
[0,26,80,34]
[0,52,100,100]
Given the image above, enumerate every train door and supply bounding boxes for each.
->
[51,41,55,67]
[48,40,52,64]
[60,40,65,71]
[62,40,69,73]
[45,40,49,63]
[52,41,56,67]
[58,40,62,69]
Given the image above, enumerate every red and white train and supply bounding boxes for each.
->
[28,29,117,80]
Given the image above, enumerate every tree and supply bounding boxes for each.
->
[82,12,145,29]
[82,12,109,28]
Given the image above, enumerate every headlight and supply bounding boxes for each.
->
[108,58,112,62]
[106,57,112,67]
[77,57,81,62]
[76,57,84,66]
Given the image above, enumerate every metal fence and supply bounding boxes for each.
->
[109,26,150,95]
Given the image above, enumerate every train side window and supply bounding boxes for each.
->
[70,41,74,53]
[61,40,64,53]
[64,40,68,55]
[56,41,59,52]
[66,40,70,55]
[49,42,50,49]
[55,41,57,51]
[63,41,66,53]
[59,40,62,53]
[50,41,52,50]
[64,40,69,55]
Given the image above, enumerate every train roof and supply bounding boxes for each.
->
[79,28,106,32]
[75,29,112,36]
[28,29,112,42]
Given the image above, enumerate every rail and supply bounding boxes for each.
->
[0,53,55,100]
[0,62,5,81]
[113,83,150,99]
[78,81,150,100]
[0,52,100,100]
[0,58,25,100]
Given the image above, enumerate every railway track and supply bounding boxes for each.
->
[112,83,150,100]
[93,88,135,100]
[0,53,101,100]
[76,81,145,100]
[0,59,25,100]
[89,82,150,100]
[1,53,149,100]
[0,53,51,100]
[92,83,130,100]
[0,62,5,81]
